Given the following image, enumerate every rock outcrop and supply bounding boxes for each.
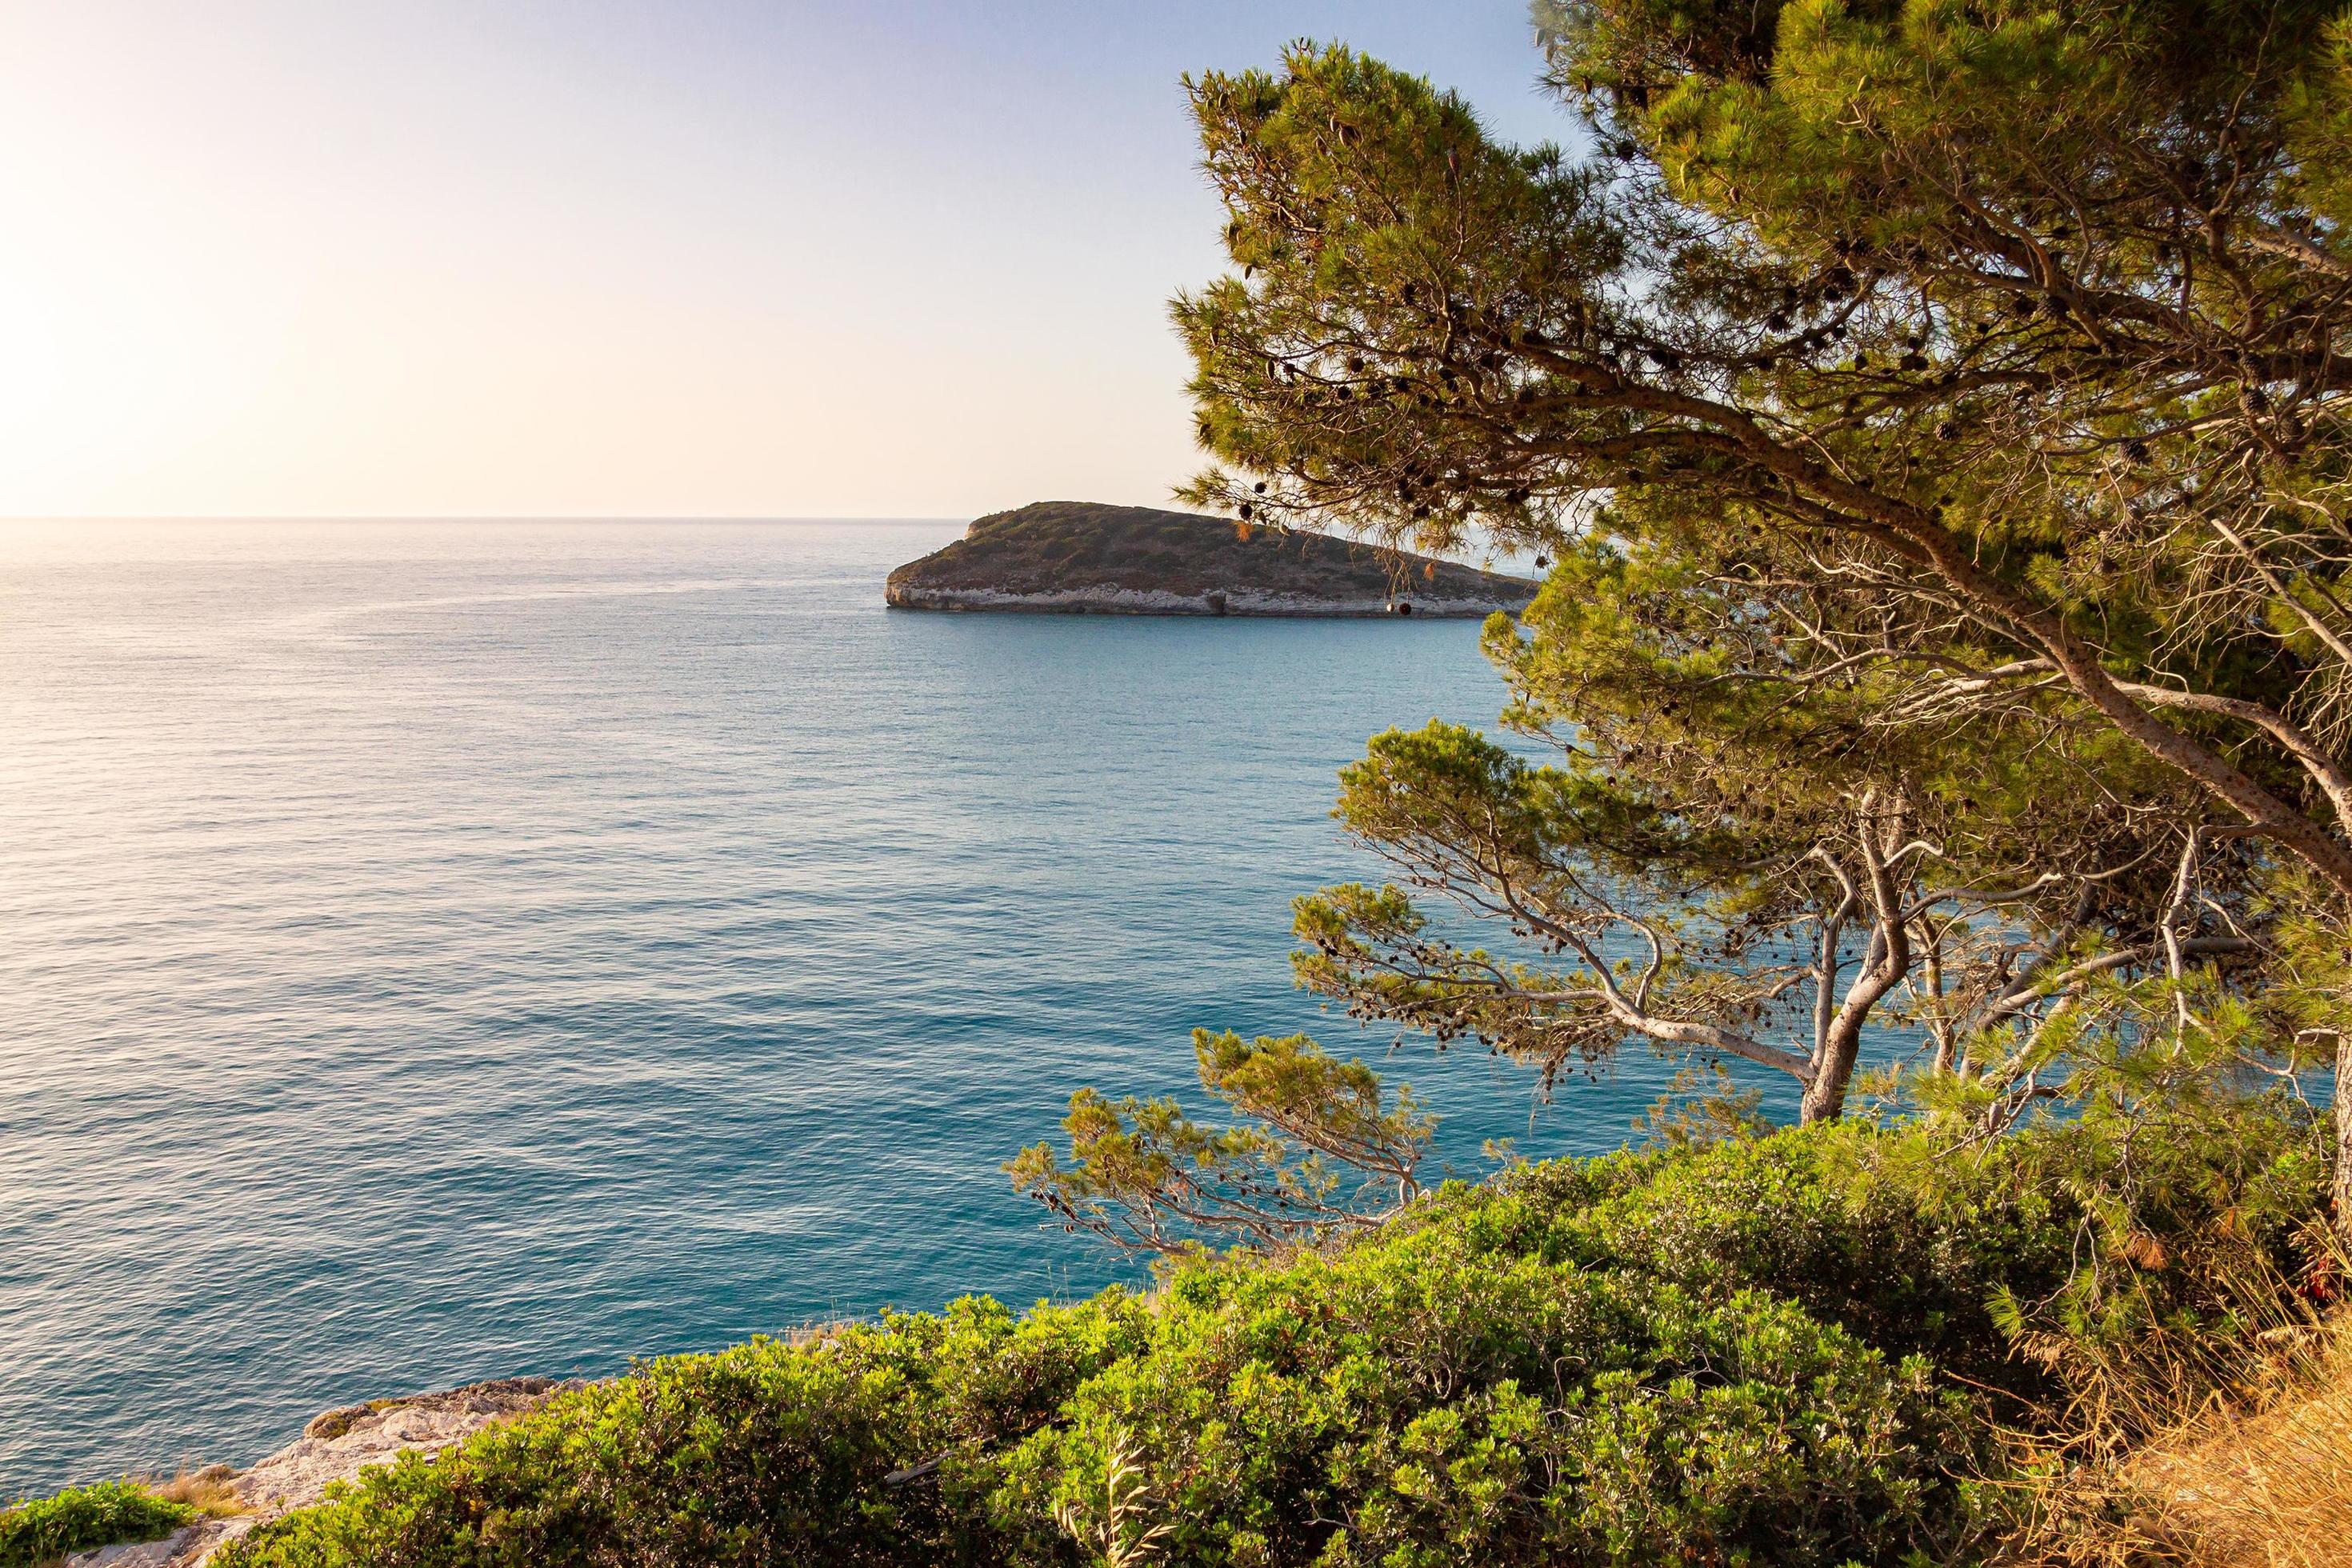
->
[885,501,1535,618]
[67,1379,567,1567]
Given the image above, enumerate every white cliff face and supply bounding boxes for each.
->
[67,1380,568,1568]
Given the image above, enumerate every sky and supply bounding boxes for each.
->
[0,2,1576,519]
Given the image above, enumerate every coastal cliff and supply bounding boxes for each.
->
[884,501,1536,617]
[59,1382,563,1567]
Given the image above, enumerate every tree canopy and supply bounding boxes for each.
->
[1150,2,2352,1190]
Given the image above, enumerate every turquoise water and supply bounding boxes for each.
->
[0,519,1686,1494]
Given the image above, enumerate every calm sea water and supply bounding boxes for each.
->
[0,519,1690,1495]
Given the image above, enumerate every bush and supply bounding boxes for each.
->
[215,1292,1154,1567]
[995,1242,1978,1566]
[213,1108,2326,1568]
[1445,1126,2077,1390]
[0,1480,195,1567]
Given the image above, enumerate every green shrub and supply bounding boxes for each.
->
[215,1293,1154,1567]
[0,1480,195,1567]
[994,1239,1981,1566]
[1435,1124,2078,1389]
[213,1108,2326,1568]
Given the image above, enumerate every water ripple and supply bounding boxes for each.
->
[0,519,1678,1494]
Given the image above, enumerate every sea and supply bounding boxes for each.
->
[0,518,1710,1496]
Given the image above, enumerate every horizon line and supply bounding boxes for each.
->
[0,513,989,523]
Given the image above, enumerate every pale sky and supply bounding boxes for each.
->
[0,2,1570,518]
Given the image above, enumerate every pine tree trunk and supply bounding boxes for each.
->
[1797,1074,1848,1125]
[1799,1031,1860,1124]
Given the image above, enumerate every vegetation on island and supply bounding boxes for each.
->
[46,2,2352,1565]
[883,501,1533,615]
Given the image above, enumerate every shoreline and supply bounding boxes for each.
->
[883,582,1521,617]
[63,1380,565,1568]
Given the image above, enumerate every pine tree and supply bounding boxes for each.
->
[1170,5,2352,1217]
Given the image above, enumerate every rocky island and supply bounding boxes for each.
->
[884,501,1537,617]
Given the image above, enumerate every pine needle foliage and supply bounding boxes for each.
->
[1166,5,2352,1207]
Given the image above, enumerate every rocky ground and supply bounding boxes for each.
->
[68,1379,567,1567]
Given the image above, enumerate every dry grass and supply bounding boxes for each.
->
[146,1465,246,1519]
[2119,1317,2352,1567]
[1053,1428,1170,1568]
[1996,1246,2352,1568]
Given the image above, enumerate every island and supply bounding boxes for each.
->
[883,501,1538,617]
